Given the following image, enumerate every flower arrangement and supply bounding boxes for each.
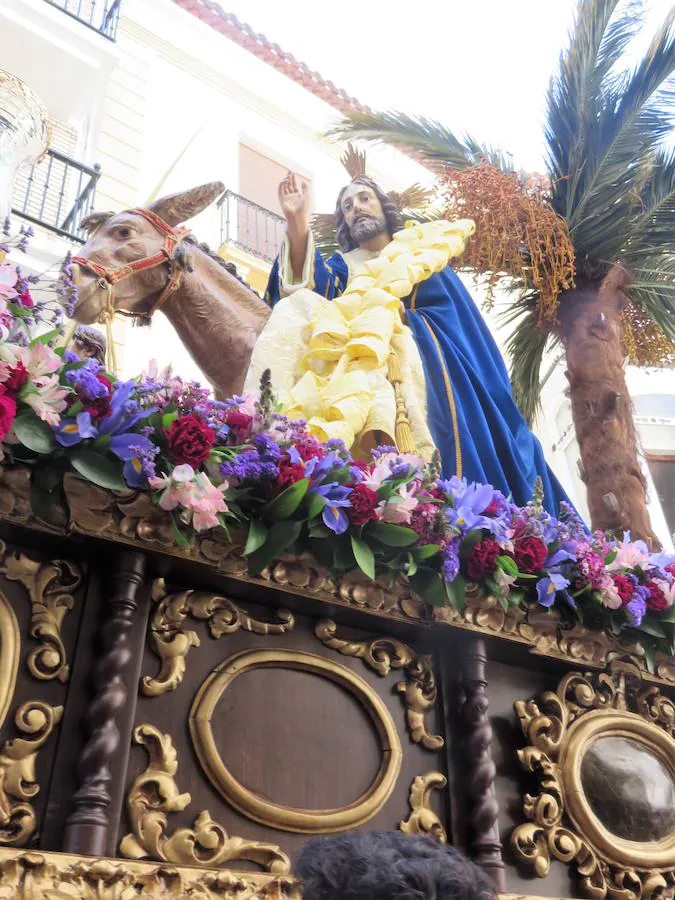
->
[0,225,673,664]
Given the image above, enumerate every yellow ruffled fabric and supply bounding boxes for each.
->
[245,219,475,457]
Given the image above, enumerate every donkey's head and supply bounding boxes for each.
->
[71,182,225,324]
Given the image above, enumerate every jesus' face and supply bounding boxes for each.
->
[340,183,388,246]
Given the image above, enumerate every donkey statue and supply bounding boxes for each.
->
[70,182,271,398]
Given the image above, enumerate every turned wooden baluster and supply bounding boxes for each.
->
[63,551,146,856]
[462,638,506,891]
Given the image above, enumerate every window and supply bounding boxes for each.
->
[647,455,675,535]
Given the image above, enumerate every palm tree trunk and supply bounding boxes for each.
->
[558,285,659,547]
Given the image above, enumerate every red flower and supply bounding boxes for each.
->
[465,538,501,580]
[167,414,215,468]
[4,361,29,393]
[666,563,675,580]
[348,483,379,526]
[484,501,500,516]
[612,574,635,607]
[17,289,34,309]
[513,536,548,574]
[646,580,670,613]
[276,463,305,490]
[80,374,112,421]
[294,436,325,461]
[225,410,253,443]
[0,387,17,441]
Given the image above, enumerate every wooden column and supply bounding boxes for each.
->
[62,551,147,856]
[462,637,506,891]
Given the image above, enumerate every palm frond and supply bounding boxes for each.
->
[624,251,675,340]
[547,0,675,266]
[499,294,559,424]
[311,213,339,258]
[624,148,675,250]
[328,111,510,173]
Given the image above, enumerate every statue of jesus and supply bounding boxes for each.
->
[247,172,570,515]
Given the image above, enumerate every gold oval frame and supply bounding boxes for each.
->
[560,709,675,869]
[189,647,402,833]
[0,590,20,729]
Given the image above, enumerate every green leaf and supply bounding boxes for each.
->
[411,568,446,607]
[406,552,418,578]
[458,530,483,557]
[604,549,618,566]
[247,520,303,575]
[169,513,191,550]
[30,328,61,348]
[508,588,526,608]
[306,491,327,520]
[444,573,467,610]
[496,554,518,576]
[413,544,441,560]
[637,619,666,639]
[351,535,375,581]
[162,411,178,431]
[12,408,55,455]
[308,522,331,539]
[261,479,309,519]
[657,605,675,624]
[366,522,418,547]
[243,519,267,556]
[70,450,127,491]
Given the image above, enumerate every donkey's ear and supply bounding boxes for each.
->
[80,211,114,234]
[147,182,225,227]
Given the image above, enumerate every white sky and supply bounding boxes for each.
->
[220,0,674,172]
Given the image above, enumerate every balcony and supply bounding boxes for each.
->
[12,148,101,243]
[219,190,285,264]
[44,0,123,40]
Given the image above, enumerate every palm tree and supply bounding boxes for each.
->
[330,0,675,545]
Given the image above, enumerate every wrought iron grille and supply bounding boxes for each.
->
[44,0,123,41]
[12,149,101,244]
[218,190,285,264]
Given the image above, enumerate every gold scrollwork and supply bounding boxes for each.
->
[314,619,443,751]
[0,849,299,899]
[120,723,290,872]
[511,661,675,899]
[399,772,447,842]
[0,543,81,683]
[142,579,295,696]
[189,648,403,833]
[0,701,63,846]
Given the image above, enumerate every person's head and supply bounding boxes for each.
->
[335,177,404,252]
[68,325,107,365]
[295,831,497,900]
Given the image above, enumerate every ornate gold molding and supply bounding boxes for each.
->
[399,772,448,842]
[0,466,673,686]
[120,723,291,872]
[315,619,443,750]
[511,661,675,899]
[190,648,403,833]
[0,849,299,899]
[0,591,20,730]
[142,578,295,696]
[0,542,81,683]
[0,701,63,846]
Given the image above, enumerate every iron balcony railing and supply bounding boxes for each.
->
[12,149,101,244]
[219,190,285,264]
[44,0,123,41]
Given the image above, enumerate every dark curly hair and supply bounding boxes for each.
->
[335,177,404,252]
[295,832,497,900]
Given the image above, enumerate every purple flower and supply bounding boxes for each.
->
[536,573,570,608]
[444,481,497,534]
[65,359,107,401]
[220,449,278,481]
[441,538,460,582]
[253,434,282,462]
[304,451,343,485]
[626,585,649,627]
[54,411,97,447]
[110,434,158,487]
[313,482,351,534]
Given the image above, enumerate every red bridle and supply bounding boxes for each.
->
[73,207,190,323]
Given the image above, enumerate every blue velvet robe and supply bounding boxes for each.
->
[266,246,571,515]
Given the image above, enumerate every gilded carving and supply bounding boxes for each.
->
[120,724,290,872]
[315,619,443,750]
[190,648,403,833]
[0,466,672,686]
[0,592,20,730]
[511,661,675,899]
[0,849,299,899]
[0,543,81,683]
[399,772,447,842]
[142,579,294,696]
[0,702,63,846]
